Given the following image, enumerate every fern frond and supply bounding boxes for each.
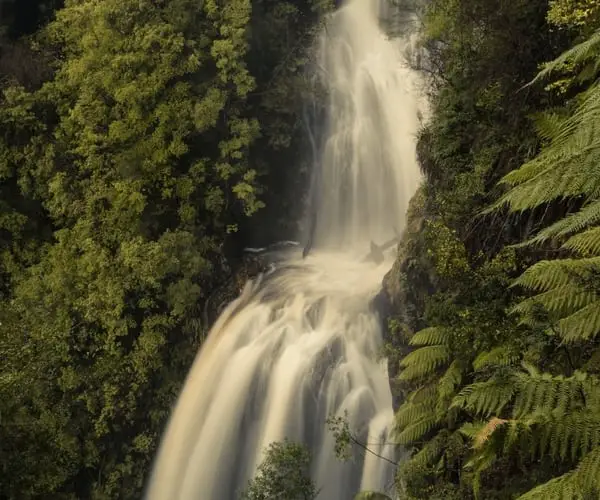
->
[410,384,437,402]
[517,446,600,500]
[409,327,449,346]
[524,199,600,246]
[500,155,552,188]
[437,360,464,402]
[533,31,600,83]
[558,301,600,343]
[473,417,509,449]
[494,83,600,212]
[473,347,520,371]
[452,378,516,417]
[517,471,580,500]
[394,415,440,445]
[512,369,587,418]
[499,145,600,211]
[562,226,600,255]
[398,345,451,381]
[511,285,597,319]
[407,430,448,467]
[512,257,600,292]
[533,111,568,142]
[464,446,498,499]
[548,412,600,460]
[395,398,436,431]
[459,421,488,441]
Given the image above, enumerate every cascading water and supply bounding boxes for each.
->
[146,1,425,498]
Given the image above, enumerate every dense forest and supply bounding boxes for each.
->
[2,0,600,499]
[383,0,600,498]
[0,0,333,497]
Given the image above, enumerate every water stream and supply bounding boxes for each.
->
[146,1,424,498]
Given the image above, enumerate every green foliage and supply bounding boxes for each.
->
[242,438,391,500]
[398,344,451,382]
[547,0,600,30]
[386,0,600,498]
[0,0,331,498]
[449,21,600,497]
[242,440,317,500]
[517,447,600,499]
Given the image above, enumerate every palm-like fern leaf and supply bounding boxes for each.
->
[490,83,600,213]
[398,345,451,381]
[394,382,445,446]
[394,415,440,445]
[512,368,587,418]
[517,446,600,500]
[437,359,464,402]
[511,257,600,342]
[558,303,600,342]
[409,326,449,346]
[512,285,597,320]
[452,378,516,417]
[523,199,600,247]
[459,369,599,460]
[473,347,520,371]
[395,395,436,431]
[512,257,600,292]
[533,30,600,84]
[562,226,600,255]
[463,30,600,499]
[407,429,448,467]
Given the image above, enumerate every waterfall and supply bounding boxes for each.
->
[146,1,425,498]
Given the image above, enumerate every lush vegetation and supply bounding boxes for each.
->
[243,439,394,500]
[383,0,600,498]
[0,1,331,497]
[4,0,600,499]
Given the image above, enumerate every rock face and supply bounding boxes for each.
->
[374,186,435,411]
[203,242,301,329]
[203,253,270,329]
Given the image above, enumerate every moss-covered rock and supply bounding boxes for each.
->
[376,186,435,410]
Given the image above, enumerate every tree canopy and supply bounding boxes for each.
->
[0,0,331,497]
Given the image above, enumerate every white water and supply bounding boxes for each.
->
[311,0,422,248]
[146,1,424,499]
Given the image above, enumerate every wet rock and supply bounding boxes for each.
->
[203,253,270,328]
[375,186,436,411]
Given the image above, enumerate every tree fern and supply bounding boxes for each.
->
[398,344,451,381]
[511,257,600,342]
[452,378,516,418]
[558,303,600,342]
[458,367,600,462]
[512,285,596,319]
[533,30,600,84]
[394,415,440,445]
[522,199,600,247]
[437,360,464,402]
[409,326,449,346]
[517,446,600,499]
[393,382,450,447]
[562,225,600,255]
[406,429,448,467]
[394,388,437,431]
[491,76,600,212]
[511,366,588,418]
[512,257,600,292]
[473,347,520,371]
